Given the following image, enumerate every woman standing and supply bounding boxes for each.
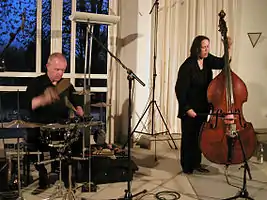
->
[175,35,231,174]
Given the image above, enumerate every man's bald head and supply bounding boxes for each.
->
[46,52,67,84]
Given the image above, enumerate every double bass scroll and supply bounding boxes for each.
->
[199,10,257,165]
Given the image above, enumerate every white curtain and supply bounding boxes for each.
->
[107,0,242,141]
[150,0,242,134]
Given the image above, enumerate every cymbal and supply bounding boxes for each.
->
[91,102,111,108]
[41,123,70,130]
[73,90,95,96]
[75,121,104,128]
[2,120,43,129]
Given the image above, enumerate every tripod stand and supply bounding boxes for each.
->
[122,0,177,160]
[223,132,254,200]
[47,150,65,199]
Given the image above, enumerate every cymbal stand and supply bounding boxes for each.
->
[48,154,65,200]
[0,93,3,128]
[83,23,94,115]
[81,21,95,192]
[35,155,65,199]
[15,90,24,200]
[16,137,24,200]
[62,164,76,200]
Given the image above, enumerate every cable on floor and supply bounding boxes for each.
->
[224,165,242,190]
[155,191,181,200]
[136,190,181,200]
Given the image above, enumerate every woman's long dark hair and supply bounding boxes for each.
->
[190,35,210,57]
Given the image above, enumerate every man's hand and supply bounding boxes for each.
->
[31,87,59,110]
[41,87,59,106]
[76,106,84,117]
[186,109,197,118]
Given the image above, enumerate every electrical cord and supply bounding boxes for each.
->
[224,165,242,190]
[136,190,181,200]
[155,191,181,200]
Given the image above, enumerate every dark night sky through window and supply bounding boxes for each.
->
[0,0,109,121]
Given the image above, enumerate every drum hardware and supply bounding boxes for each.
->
[16,137,23,199]
[72,90,95,96]
[2,120,43,129]
[91,102,111,108]
[40,123,78,147]
[6,149,41,191]
[40,118,104,197]
[35,141,77,200]
[48,143,65,148]
[46,156,65,200]
[65,97,77,112]
[91,101,108,128]
[62,164,76,200]
[52,142,77,200]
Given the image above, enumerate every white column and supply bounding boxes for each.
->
[70,0,77,85]
[51,0,63,53]
[114,0,152,142]
[36,0,42,73]
[132,0,153,134]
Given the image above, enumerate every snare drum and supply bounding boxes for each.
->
[40,123,74,146]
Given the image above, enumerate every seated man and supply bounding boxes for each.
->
[25,52,84,191]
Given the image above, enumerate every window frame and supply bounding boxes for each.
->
[0,0,108,93]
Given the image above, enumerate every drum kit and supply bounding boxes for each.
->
[0,100,110,200]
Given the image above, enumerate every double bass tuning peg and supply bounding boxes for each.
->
[218,10,226,18]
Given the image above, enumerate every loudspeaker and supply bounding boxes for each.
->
[77,156,138,184]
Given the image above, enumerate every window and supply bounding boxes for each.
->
[0,0,109,122]
[0,0,37,72]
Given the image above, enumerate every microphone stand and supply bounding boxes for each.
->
[89,34,147,199]
[122,0,178,160]
[223,132,254,200]
[0,11,25,72]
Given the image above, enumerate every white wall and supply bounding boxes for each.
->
[236,0,267,129]
[114,0,152,142]
[116,0,267,139]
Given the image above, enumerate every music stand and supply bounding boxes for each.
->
[69,11,120,193]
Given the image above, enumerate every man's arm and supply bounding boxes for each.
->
[26,81,59,110]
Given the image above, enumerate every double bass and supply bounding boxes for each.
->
[199,10,257,165]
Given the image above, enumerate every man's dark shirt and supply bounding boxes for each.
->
[26,74,79,124]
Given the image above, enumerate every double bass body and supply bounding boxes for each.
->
[199,10,257,165]
[200,70,257,165]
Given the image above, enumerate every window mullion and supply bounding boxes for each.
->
[70,0,77,86]
[36,0,42,73]
[51,0,63,53]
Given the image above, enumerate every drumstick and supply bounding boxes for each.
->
[64,96,77,112]
[56,78,71,95]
